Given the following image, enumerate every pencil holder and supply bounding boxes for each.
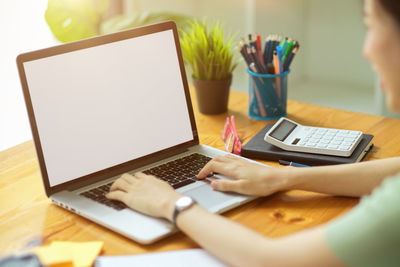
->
[247,69,289,121]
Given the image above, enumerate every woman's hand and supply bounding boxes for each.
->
[197,154,294,196]
[106,172,182,220]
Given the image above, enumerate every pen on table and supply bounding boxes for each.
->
[276,45,283,61]
[256,34,264,65]
[281,37,288,51]
[249,62,264,84]
[251,46,266,73]
[276,46,284,74]
[272,36,281,57]
[249,63,267,117]
[263,37,271,65]
[273,51,282,98]
[246,46,259,69]
[269,36,279,64]
[249,34,257,50]
[284,46,298,71]
[273,51,281,74]
[279,160,311,167]
[238,42,252,67]
[264,35,274,65]
[281,40,294,66]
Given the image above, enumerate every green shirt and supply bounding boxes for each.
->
[327,174,400,267]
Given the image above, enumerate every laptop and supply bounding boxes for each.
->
[16,21,258,244]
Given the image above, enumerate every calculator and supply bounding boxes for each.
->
[264,117,363,157]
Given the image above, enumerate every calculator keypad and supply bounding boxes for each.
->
[298,127,361,151]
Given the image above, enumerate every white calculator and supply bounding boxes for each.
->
[264,117,363,157]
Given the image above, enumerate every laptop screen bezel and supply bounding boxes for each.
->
[16,21,199,197]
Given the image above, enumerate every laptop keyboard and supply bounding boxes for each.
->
[81,182,126,210]
[142,153,212,188]
[80,153,213,210]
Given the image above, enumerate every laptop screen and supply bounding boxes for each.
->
[21,27,194,187]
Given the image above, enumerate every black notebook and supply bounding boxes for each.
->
[242,123,374,166]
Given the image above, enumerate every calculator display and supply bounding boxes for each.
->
[269,120,297,141]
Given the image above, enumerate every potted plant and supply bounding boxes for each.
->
[180,20,238,114]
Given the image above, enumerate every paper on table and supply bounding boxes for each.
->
[94,249,227,267]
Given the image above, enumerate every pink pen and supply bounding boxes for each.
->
[230,115,238,136]
[221,117,230,140]
[223,124,233,152]
[230,115,242,154]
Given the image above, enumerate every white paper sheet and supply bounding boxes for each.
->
[95,249,227,267]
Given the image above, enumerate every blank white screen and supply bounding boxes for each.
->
[23,29,194,186]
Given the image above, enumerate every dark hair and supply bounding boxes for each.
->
[377,0,400,26]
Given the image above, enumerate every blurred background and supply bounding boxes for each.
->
[1,0,394,151]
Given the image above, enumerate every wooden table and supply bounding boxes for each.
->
[1,90,400,256]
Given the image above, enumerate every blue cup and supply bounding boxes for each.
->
[247,68,289,121]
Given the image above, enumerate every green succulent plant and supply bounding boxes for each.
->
[180,20,239,81]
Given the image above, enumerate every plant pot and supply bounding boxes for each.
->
[192,76,232,115]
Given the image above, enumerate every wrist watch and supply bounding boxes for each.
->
[172,196,196,226]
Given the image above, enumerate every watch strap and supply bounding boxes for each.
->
[172,196,196,226]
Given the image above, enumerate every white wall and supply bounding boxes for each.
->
[254,0,308,86]
[304,0,374,87]
[0,0,58,151]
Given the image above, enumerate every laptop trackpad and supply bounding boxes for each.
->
[184,184,246,213]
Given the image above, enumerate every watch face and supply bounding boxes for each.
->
[176,196,192,208]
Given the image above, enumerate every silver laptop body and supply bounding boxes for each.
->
[17,21,257,244]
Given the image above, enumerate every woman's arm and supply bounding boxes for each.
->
[106,173,344,267]
[197,155,400,197]
[106,155,400,266]
[172,203,344,267]
[287,156,400,196]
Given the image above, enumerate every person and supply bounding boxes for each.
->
[106,0,400,266]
